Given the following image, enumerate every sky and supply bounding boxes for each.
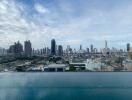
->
[0,0,132,49]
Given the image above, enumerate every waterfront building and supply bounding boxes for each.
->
[44,64,67,72]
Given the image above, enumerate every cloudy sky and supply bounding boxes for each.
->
[0,0,132,49]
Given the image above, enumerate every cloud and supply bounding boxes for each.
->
[34,4,49,14]
[0,0,60,48]
[0,0,132,49]
[66,39,82,45]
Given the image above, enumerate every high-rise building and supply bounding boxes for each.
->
[47,47,50,55]
[8,41,23,56]
[8,45,15,54]
[14,41,23,55]
[127,43,130,52]
[104,40,109,55]
[90,44,93,53]
[24,40,32,57]
[66,45,70,53]
[42,48,46,55]
[43,47,47,55]
[32,48,35,55]
[80,45,82,50]
[87,48,89,53]
[105,40,108,49]
[94,48,98,53]
[58,45,63,56]
[51,39,56,55]
[0,47,7,56]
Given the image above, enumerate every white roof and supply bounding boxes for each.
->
[46,64,67,68]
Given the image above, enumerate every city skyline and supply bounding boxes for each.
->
[0,39,130,52]
[7,39,128,53]
[0,0,132,49]
[1,1,132,99]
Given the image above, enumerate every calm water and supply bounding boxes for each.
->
[0,72,132,100]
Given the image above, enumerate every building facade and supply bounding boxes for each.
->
[51,39,56,55]
[58,45,63,56]
[24,40,32,57]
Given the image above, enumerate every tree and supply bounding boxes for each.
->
[115,57,123,67]
[69,65,76,71]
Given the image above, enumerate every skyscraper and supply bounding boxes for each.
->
[51,39,56,55]
[127,43,130,52]
[87,48,89,53]
[80,45,82,50]
[58,45,63,56]
[24,40,32,57]
[105,40,108,49]
[8,41,23,56]
[90,44,93,53]
[15,41,23,54]
[8,45,15,54]
[0,47,7,56]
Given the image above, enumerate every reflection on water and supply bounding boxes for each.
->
[0,72,132,100]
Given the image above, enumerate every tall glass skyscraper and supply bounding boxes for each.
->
[51,39,56,55]
[58,45,63,56]
[24,40,32,57]
[127,43,130,52]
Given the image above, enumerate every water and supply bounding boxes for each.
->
[0,72,132,100]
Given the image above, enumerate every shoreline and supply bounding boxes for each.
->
[1,71,132,73]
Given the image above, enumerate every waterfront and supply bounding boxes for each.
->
[0,72,132,100]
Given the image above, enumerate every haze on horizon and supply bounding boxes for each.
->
[0,0,131,49]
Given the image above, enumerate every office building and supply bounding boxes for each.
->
[51,39,56,55]
[58,45,63,56]
[90,44,93,53]
[24,40,32,57]
[127,43,130,52]
[80,45,82,50]
[8,41,23,56]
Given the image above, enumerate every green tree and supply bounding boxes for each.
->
[69,65,76,71]
[115,57,123,67]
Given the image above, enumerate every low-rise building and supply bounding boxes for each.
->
[44,64,67,72]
